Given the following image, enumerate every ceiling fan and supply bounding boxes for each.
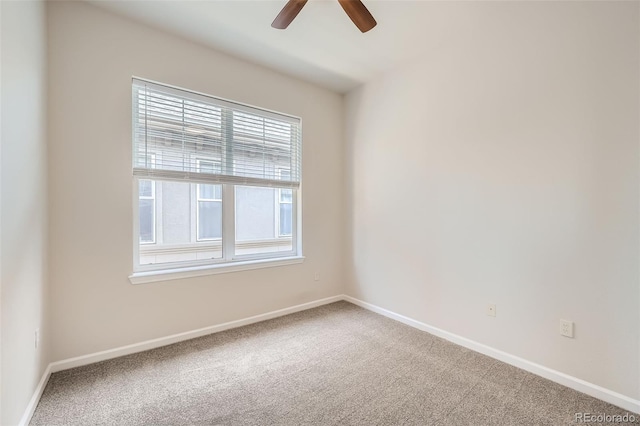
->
[272,0,377,33]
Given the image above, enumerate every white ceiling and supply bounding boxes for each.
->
[88,0,479,93]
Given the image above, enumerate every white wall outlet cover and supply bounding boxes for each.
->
[560,319,574,338]
[487,304,496,317]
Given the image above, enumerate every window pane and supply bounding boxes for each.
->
[279,203,292,236]
[161,181,191,245]
[198,200,222,240]
[139,199,154,243]
[280,188,292,203]
[139,180,153,197]
[138,179,222,266]
[199,183,221,200]
[235,186,292,256]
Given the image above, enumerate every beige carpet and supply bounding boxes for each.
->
[31,301,637,425]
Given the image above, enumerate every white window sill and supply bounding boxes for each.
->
[129,256,305,285]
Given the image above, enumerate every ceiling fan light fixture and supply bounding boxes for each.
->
[337,0,377,33]
[272,0,308,30]
[271,0,377,33]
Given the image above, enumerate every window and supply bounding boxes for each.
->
[138,153,156,244]
[131,79,302,276]
[277,169,292,237]
[138,180,156,244]
[196,160,222,242]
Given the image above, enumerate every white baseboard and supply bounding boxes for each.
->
[18,364,51,426]
[50,295,342,373]
[19,293,640,424]
[19,294,342,424]
[343,295,640,415]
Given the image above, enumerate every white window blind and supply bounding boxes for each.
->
[132,78,302,188]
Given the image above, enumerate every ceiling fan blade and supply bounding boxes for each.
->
[272,0,308,29]
[337,0,377,33]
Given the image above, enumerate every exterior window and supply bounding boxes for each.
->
[138,153,156,244]
[132,79,301,273]
[138,179,155,244]
[196,160,222,241]
[277,169,292,237]
[235,186,294,256]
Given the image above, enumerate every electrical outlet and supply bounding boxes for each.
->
[35,328,40,349]
[314,272,320,281]
[560,319,574,338]
[487,304,496,317]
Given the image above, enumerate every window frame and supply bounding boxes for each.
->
[276,168,293,238]
[132,180,301,276]
[138,179,156,245]
[137,153,157,245]
[233,184,298,262]
[195,158,223,243]
[130,78,303,281]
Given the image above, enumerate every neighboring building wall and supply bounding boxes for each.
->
[47,1,344,362]
[236,186,277,241]
[146,181,281,245]
[0,1,50,424]
[345,2,639,400]
[160,182,192,244]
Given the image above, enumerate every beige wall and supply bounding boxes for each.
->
[1,1,50,424]
[345,1,640,400]
[47,1,344,361]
